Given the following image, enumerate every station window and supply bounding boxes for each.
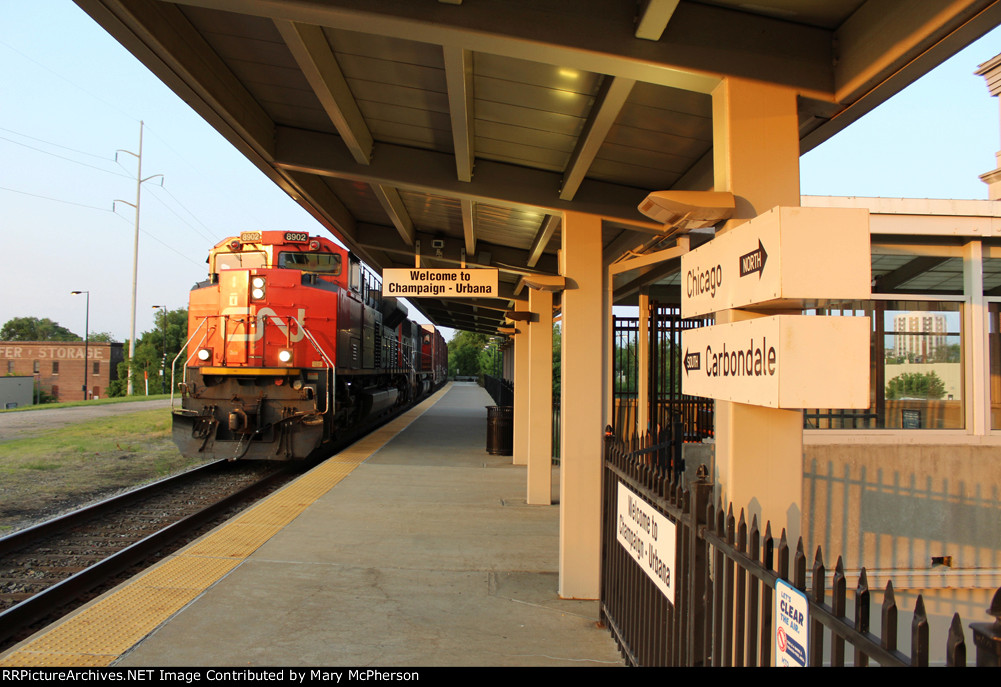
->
[52,362,59,375]
[93,361,100,375]
[805,300,964,430]
[6,361,13,373]
[33,361,39,374]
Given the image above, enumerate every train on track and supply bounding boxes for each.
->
[172,231,447,461]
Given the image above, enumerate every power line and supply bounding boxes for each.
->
[2,183,203,268]
[0,184,121,213]
[0,134,132,178]
[147,185,217,243]
[0,38,140,125]
[0,125,115,160]
[136,226,206,269]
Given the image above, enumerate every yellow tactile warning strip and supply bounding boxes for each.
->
[0,383,452,667]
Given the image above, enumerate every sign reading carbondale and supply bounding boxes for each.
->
[382,268,498,298]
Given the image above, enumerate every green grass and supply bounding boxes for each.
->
[0,407,212,531]
[0,394,170,413]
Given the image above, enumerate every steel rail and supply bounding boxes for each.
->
[0,464,290,648]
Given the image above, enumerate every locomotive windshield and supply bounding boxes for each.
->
[278,251,342,275]
[216,251,267,271]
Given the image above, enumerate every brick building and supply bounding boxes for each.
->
[0,341,124,402]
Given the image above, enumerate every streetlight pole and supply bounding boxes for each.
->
[71,290,90,400]
[152,305,167,393]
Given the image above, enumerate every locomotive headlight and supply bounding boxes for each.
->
[278,349,293,363]
[251,276,266,300]
[197,348,212,361]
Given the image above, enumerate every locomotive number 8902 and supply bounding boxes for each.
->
[171,231,447,461]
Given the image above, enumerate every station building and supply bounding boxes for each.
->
[0,341,124,402]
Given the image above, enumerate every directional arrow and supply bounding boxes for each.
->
[684,349,700,376]
[739,239,768,279]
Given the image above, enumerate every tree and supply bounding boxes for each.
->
[885,371,947,400]
[448,330,490,377]
[1,317,80,341]
[108,308,188,396]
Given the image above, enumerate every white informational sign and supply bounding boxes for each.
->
[775,579,809,667]
[616,482,677,603]
[681,206,870,319]
[382,268,498,298]
[681,315,870,409]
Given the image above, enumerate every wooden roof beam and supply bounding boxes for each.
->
[443,46,475,182]
[634,0,680,41]
[560,76,635,201]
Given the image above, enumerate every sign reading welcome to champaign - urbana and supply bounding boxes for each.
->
[382,268,498,297]
[616,482,677,602]
[680,206,871,319]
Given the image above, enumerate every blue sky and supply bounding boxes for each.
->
[0,2,999,341]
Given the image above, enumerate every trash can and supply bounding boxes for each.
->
[485,405,513,456]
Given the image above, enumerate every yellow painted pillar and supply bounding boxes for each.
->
[559,211,604,598]
[712,76,804,541]
[513,301,530,466]
[527,287,553,504]
[636,290,650,437]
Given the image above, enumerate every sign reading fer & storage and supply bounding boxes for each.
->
[382,268,498,298]
[616,482,677,602]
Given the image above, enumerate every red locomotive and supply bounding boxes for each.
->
[172,231,447,460]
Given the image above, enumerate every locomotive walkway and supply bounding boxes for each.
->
[1,382,622,667]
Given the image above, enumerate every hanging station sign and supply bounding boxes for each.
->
[681,206,871,319]
[679,205,872,409]
[682,315,870,409]
[382,268,499,298]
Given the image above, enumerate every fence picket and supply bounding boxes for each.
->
[911,596,928,667]
[811,548,826,667]
[600,436,992,667]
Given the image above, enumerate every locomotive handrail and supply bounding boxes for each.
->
[170,317,211,410]
[283,314,335,415]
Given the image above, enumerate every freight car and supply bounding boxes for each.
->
[171,231,447,461]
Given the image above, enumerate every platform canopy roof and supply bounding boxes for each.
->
[76,0,1001,334]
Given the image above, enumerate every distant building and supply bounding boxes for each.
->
[0,341,124,401]
[891,311,948,361]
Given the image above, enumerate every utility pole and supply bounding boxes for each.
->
[115,121,162,395]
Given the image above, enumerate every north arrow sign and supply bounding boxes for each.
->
[739,240,768,279]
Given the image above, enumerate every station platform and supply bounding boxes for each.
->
[0,382,623,667]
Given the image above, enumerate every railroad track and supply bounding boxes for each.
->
[0,459,298,650]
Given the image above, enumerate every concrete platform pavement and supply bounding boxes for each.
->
[117,382,623,667]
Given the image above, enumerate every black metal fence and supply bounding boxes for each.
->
[613,303,714,442]
[482,375,561,461]
[482,374,513,407]
[601,428,999,666]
